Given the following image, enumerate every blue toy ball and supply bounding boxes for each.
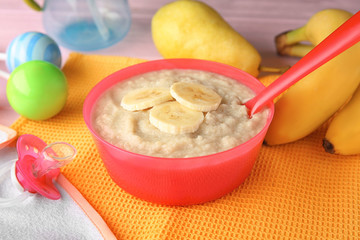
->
[5,32,62,72]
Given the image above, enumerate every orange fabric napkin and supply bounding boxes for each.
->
[11,53,359,239]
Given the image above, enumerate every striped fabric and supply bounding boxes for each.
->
[5,32,62,72]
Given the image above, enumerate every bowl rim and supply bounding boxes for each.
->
[83,58,274,166]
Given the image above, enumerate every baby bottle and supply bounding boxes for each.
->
[25,0,132,51]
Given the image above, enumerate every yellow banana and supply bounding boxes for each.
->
[265,9,360,145]
[323,84,360,155]
[170,82,222,112]
[149,101,204,134]
[275,9,352,57]
[121,88,173,111]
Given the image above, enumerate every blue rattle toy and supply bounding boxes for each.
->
[0,31,61,73]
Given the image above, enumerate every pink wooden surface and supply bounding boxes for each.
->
[0,0,358,126]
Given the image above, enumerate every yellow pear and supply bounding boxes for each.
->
[151,0,261,77]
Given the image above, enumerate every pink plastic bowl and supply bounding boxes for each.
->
[83,59,274,206]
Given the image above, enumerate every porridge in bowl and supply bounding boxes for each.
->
[92,69,268,158]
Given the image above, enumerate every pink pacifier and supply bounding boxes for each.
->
[0,134,76,208]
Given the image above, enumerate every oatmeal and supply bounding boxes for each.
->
[92,69,268,158]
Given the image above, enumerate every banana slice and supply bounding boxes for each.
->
[121,88,173,111]
[149,101,204,134]
[170,82,222,112]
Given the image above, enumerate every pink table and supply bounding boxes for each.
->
[0,0,358,127]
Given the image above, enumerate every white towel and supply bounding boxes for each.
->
[0,147,110,240]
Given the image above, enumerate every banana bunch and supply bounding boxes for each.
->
[264,9,360,155]
[121,82,222,134]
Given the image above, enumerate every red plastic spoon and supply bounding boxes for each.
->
[245,11,360,117]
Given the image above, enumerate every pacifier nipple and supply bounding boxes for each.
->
[32,142,76,178]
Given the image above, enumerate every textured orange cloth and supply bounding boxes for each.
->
[11,53,359,239]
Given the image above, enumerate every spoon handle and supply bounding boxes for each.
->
[245,11,360,117]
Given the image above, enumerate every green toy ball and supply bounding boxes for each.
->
[6,60,68,120]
